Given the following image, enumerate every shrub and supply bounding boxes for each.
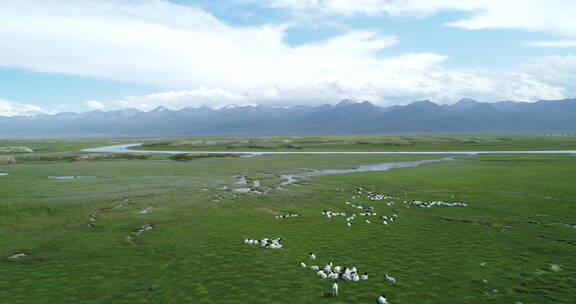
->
[169,153,238,161]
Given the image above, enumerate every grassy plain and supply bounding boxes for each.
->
[0,136,575,303]
[134,133,576,152]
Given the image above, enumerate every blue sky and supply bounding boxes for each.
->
[1,0,575,115]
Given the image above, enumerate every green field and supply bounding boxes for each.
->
[133,133,576,152]
[1,136,575,303]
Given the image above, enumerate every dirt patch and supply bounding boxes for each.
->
[48,176,96,180]
[0,155,17,165]
[0,146,33,153]
[256,207,280,215]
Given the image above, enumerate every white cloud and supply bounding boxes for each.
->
[0,99,52,117]
[116,88,252,111]
[527,40,576,48]
[85,100,106,110]
[116,69,565,111]
[519,55,576,96]
[262,0,480,17]
[263,0,576,39]
[0,0,569,111]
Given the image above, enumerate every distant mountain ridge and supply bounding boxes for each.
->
[1,98,575,137]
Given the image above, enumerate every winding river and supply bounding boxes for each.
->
[83,143,576,155]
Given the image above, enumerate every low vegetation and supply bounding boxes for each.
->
[0,155,17,164]
[136,133,576,152]
[169,153,240,161]
[0,136,574,303]
[12,152,150,162]
[0,146,34,153]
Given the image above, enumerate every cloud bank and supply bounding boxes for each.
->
[0,0,573,111]
[0,99,52,117]
[263,0,576,37]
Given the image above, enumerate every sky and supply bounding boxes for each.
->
[1,0,576,116]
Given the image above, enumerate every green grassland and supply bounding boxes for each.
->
[134,133,576,152]
[0,136,575,303]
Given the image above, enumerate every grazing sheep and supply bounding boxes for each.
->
[328,273,339,279]
[139,207,152,214]
[269,242,282,249]
[309,252,316,259]
[361,272,369,280]
[347,222,352,227]
[332,281,339,297]
[323,211,346,218]
[310,265,320,271]
[299,262,306,268]
[317,270,328,279]
[403,200,468,208]
[8,253,27,259]
[377,294,387,304]
[385,274,396,284]
[244,237,282,249]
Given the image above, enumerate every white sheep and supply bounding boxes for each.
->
[328,273,339,279]
[377,294,387,304]
[8,253,27,259]
[385,274,396,284]
[332,281,339,297]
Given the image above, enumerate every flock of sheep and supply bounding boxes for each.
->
[275,213,300,219]
[243,237,283,249]
[300,255,370,281]
[241,186,469,302]
[299,251,393,303]
[6,176,469,303]
[402,200,468,208]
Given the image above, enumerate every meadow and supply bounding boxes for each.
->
[0,136,575,303]
[135,133,576,152]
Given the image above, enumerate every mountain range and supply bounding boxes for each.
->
[1,98,575,137]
